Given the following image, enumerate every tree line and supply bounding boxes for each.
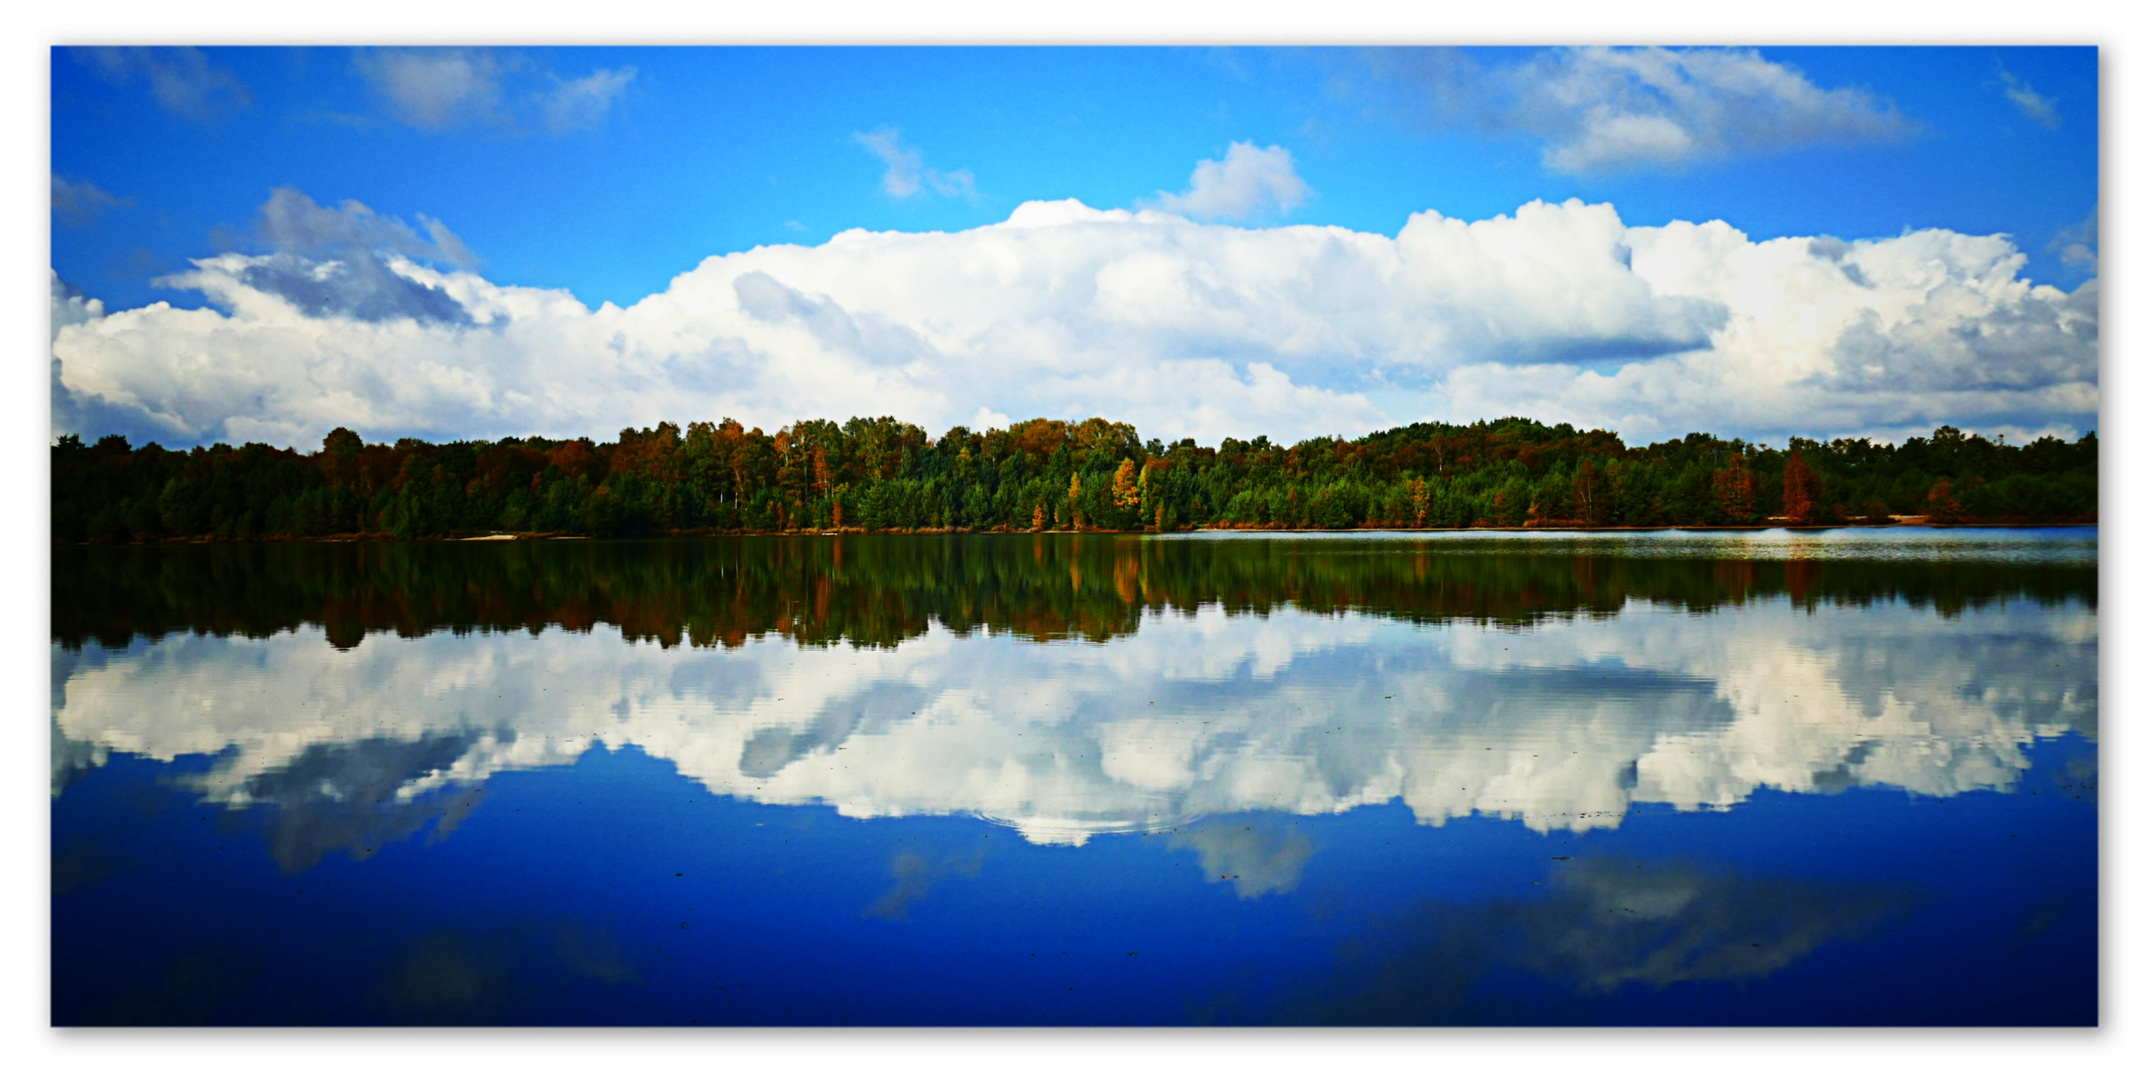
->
[51,414,2096,543]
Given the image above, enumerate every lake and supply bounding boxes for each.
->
[49,529,2098,1025]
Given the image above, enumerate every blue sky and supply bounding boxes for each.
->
[49,46,2101,448]
[53,46,2100,308]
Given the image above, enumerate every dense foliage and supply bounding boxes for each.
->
[52,415,2096,542]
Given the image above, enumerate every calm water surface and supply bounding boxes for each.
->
[50,529,2098,1025]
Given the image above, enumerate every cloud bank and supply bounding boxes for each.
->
[51,188,2095,449]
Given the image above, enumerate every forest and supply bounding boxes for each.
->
[51,414,2097,543]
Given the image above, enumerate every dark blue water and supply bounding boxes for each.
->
[50,530,2099,1025]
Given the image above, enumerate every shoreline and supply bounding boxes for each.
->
[52,521,2098,545]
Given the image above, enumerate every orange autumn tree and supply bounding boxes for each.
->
[1926,478,1966,523]
[1712,454,1756,524]
[1782,449,1824,524]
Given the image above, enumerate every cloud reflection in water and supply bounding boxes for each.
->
[52,596,2095,859]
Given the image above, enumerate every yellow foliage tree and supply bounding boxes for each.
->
[1112,458,1139,509]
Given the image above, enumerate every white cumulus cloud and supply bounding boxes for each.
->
[49,187,2095,450]
[1150,142,1310,221]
